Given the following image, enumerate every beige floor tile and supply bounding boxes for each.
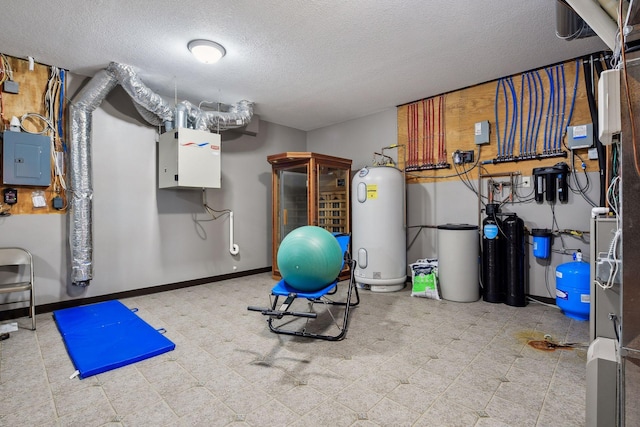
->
[413,396,480,426]
[0,272,589,426]
[367,396,421,426]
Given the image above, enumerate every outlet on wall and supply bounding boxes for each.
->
[521,176,531,188]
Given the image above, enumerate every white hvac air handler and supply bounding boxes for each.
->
[351,166,406,292]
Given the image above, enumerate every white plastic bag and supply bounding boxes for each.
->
[410,258,440,299]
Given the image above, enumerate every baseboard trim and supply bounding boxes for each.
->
[0,267,271,322]
[526,295,556,305]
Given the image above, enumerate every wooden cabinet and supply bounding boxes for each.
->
[267,152,352,279]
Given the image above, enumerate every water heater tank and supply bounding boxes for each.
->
[352,166,406,292]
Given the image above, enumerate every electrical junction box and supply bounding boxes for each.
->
[2,131,51,186]
[158,128,221,189]
[567,123,593,149]
[598,69,621,146]
[474,121,490,145]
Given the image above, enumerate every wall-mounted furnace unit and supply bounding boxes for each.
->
[158,128,221,189]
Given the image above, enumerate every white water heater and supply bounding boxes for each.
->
[352,166,406,292]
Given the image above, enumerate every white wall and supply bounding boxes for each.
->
[308,107,600,298]
[307,109,398,170]
[0,75,600,310]
[1,73,306,308]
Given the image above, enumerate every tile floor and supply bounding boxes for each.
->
[0,273,588,426]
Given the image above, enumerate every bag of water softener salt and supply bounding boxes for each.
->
[410,259,440,299]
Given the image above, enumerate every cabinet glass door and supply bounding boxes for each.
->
[278,166,308,243]
[317,165,349,234]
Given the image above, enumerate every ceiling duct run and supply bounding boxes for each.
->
[557,0,622,50]
[556,0,597,40]
[69,62,254,286]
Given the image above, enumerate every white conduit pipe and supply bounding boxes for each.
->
[229,211,240,256]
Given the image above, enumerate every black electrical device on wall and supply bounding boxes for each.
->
[3,188,17,205]
[533,163,569,203]
[453,150,474,165]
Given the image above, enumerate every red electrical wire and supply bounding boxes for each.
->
[407,104,411,167]
[430,98,434,164]
[424,99,429,164]
[437,96,442,163]
[430,98,435,164]
[414,102,419,166]
[420,99,427,165]
[428,98,432,164]
[440,96,447,163]
[411,103,416,166]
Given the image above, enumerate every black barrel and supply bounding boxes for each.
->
[482,205,505,303]
[503,214,526,307]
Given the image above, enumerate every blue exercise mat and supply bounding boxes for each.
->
[53,300,175,379]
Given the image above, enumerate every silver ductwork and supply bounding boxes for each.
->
[185,100,254,132]
[69,62,254,286]
[69,69,119,286]
[558,0,621,50]
[106,63,174,125]
[556,0,597,40]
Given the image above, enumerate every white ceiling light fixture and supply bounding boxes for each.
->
[188,39,226,64]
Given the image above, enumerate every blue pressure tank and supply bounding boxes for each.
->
[555,252,590,321]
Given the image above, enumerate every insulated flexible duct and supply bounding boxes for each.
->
[69,69,119,286]
[556,0,597,40]
[191,99,254,132]
[106,62,174,125]
[69,62,254,286]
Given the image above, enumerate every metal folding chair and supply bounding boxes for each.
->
[0,247,36,330]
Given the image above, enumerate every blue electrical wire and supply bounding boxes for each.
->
[544,67,555,153]
[508,77,518,157]
[549,65,560,151]
[558,63,567,151]
[502,78,509,157]
[520,74,525,156]
[533,70,544,154]
[524,73,538,155]
[552,66,558,151]
[525,73,533,156]
[58,69,65,149]
[564,59,580,132]
[495,79,502,158]
[529,72,537,155]
[553,65,560,151]
[511,77,518,156]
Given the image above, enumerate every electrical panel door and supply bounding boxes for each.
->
[158,128,221,189]
[2,131,51,186]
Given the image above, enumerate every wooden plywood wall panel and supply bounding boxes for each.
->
[1,55,67,215]
[398,58,596,183]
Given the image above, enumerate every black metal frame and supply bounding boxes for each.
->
[248,238,359,341]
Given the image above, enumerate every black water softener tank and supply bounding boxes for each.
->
[482,204,505,303]
[503,214,526,307]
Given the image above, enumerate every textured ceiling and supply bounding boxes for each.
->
[0,1,605,131]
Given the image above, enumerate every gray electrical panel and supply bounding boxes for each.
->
[567,123,594,149]
[2,131,51,186]
[474,121,490,145]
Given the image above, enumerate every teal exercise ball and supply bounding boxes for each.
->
[277,226,343,292]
